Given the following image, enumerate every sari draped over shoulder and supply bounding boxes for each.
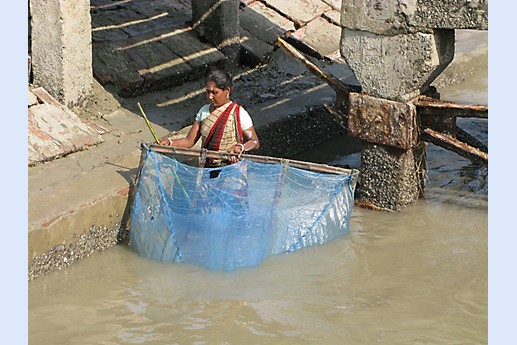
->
[200,101,244,167]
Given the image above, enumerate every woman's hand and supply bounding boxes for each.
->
[160,137,174,146]
[228,143,245,163]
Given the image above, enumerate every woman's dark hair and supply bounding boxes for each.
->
[207,69,233,90]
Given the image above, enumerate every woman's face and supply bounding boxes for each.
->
[205,80,230,107]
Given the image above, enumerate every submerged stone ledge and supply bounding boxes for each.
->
[29,223,122,280]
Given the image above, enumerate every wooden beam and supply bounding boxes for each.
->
[323,103,347,129]
[456,125,488,153]
[276,37,360,95]
[413,96,488,119]
[422,128,488,164]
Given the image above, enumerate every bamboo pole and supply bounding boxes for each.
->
[148,144,359,177]
[137,102,161,143]
[121,145,149,241]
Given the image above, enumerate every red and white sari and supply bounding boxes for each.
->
[200,101,244,167]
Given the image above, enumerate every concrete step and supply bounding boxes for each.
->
[91,0,227,97]
[90,0,347,98]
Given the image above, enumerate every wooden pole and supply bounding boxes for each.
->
[148,144,359,176]
[422,128,488,164]
[413,96,488,119]
[276,37,360,95]
[323,103,347,129]
[455,125,488,153]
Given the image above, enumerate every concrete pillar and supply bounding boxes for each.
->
[341,29,455,102]
[30,0,93,109]
[191,0,240,65]
[339,0,487,211]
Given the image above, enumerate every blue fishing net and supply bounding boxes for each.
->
[129,147,357,270]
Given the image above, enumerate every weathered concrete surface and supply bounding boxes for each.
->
[240,1,296,44]
[28,87,104,166]
[262,0,331,25]
[412,0,488,31]
[290,16,342,57]
[192,0,241,63]
[338,0,486,211]
[90,0,228,98]
[28,107,166,268]
[339,1,486,99]
[341,29,455,101]
[341,0,488,35]
[30,0,93,108]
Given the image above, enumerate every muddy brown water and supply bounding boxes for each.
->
[29,56,487,345]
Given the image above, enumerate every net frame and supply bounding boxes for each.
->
[129,144,359,270]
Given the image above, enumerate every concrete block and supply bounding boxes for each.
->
[30,0,93,108]
[340,29,455,100]
[412,0,488,30]
[92,41,146,96]
[322,9,341,26]
[240,33,275,67]
[262,0,331,25]
[240,0,257,6]
[90,8,131,42]
[292,16,341,57]
[321,0,342,11]
[240,1,296,44]
[340,0,487,35]
[192,0,240,46]
[28,88,38,107]
[341,0,418,35]
[28,102,103,166]
[358,142,422,211]
[159,28,226,75]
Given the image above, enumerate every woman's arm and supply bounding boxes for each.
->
[230,126,260,156]
[160,121,201,148]
[242,126,260,152]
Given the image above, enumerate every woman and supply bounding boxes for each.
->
[160,69,260,167]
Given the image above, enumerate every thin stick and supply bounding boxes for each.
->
[137,102,160,144]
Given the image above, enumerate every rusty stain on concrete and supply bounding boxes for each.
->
[348,92,418,150]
